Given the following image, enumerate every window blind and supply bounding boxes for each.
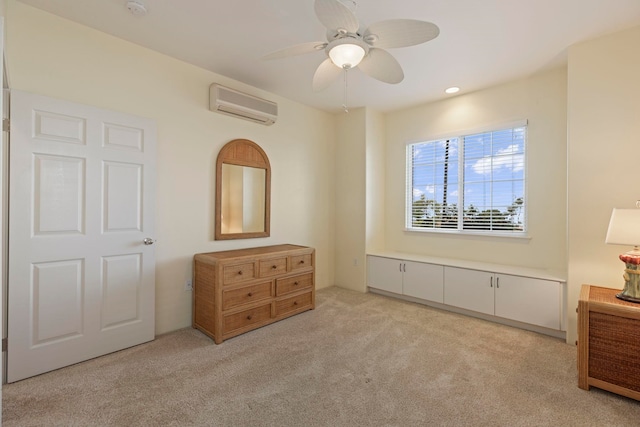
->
[407,125,526,234]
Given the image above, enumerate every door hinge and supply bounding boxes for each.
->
[2,118,8,132]
[2,337,7,352]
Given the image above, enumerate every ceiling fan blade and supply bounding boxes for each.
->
[364,19,440,49]
[313,58,343,91]
[314,0,359,33]
[262,41,327,60]
[358,48,404,84]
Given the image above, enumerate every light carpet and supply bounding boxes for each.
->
[3,286,640,426]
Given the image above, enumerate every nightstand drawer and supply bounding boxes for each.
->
[276,291,313,316]
[223,262,255,285]
[259,257,287,277]
[276,273,313,296]
[291,253,312,271]
[223,303,272,333]
[222,281,273,310]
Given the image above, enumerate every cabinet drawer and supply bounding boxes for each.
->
[276,273,313,296]
[223,262,255,285]
[222,281,273,310]
[223,303,272,333]
[259,257,288,277]
[276,291,313,316]
[291,253,312,271]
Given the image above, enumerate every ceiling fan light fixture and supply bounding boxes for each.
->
[327,38,368,69]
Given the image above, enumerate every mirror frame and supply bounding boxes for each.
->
[215,139,271,240]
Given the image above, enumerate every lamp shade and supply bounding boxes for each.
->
[605,208,640,246]
[327,38,367,69]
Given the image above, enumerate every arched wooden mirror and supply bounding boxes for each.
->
[215,139,270,240]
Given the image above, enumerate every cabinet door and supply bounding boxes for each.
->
[444,267,494,315]
[403,261,444,303]
[367,256,403,294]
[495,275,561,329]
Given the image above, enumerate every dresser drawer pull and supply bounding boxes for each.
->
[299,260,305,264]
[247,292,253,297]
[293,301,298,306]
[237,271,243,275]
[294,281,299,285]
[272,265,278,269]
[246,315,252,320]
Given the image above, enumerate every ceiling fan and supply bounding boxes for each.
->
[263,0,440,92]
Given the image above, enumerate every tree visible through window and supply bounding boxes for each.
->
[407,125,526,233]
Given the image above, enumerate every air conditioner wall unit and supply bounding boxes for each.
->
[209,84,277,126]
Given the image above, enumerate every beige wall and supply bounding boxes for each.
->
[365,108,386,253]
[5,1,336,335]
[566,26,640,344]
[334,108,367,291]
[333,107,386,292]
[384,68,568,274]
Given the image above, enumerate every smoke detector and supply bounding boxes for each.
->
[126,0,147,16]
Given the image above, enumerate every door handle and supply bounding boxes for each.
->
[143,238,155,245]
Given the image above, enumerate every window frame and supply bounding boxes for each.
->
[405,120,528,238]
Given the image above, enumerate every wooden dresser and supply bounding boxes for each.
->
[578,284,640,401]
[193,244,315,344]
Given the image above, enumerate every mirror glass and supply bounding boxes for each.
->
[215,139,270,240]
[220,164,266,234]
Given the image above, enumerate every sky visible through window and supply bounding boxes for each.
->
[410,127,525,231]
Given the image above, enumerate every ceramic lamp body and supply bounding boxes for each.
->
[618,250,640,303]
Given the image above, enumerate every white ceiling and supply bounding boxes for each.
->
[16,0,640,113]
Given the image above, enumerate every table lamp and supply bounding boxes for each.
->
[605,208,640,303]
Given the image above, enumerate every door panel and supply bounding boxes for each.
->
[495,275,561,329]
[103,161,142,232]
[403,261,444,303]
[101,254,142,329]
[34,154,85,235]
[7,90,156,382]
[367,256,402,294]
[32,259,84,344]
[444,266,494,315]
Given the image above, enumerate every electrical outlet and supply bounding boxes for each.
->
[185,279,193,292]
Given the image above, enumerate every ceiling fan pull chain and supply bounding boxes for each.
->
[343,67,349,113]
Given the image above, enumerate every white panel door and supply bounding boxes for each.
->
[367,256,403,294]
[7,90,156,382]
[403,261,444,303]
[494,275,561,329]
[444,267,494,315]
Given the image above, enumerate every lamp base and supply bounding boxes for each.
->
[615,292,640,304]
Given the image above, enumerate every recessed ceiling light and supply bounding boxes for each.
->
[445,87,460,94]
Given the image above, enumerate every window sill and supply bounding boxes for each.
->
[403,227,531,241]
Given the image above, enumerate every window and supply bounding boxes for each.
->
[407,124,526,234]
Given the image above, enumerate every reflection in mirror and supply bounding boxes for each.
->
[221,164,266,234]
[215,139,270,240]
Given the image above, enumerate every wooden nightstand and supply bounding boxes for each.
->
[578,284,640,401]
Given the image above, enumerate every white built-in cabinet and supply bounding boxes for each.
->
[367,254,565,335]
[444,267,561,330]
[368,257,443,302]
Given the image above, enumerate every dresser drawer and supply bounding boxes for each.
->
[259,257,288,277]
[291,253,312,271]
[222,281,273,311]
[223,262,255,285]
[276,273,313,296]
[223,303,272,333]
[276,291,313,316]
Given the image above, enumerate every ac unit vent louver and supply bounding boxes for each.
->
[209,84,277,126]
